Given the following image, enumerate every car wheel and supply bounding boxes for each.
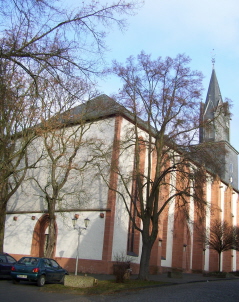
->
[59,274,65,284]
[12,279,20,284]
[37,275,46,287]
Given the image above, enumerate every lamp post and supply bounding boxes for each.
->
[72,217,90,276]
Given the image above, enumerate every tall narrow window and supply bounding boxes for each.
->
[127,192,138,255]
[44,227,49,256]
[127,138,145,256]
[229,163,233,183]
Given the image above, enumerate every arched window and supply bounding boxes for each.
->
[31,214,57,257]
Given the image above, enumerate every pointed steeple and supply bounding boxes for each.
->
[198,60,238,189]
[204,68,223,121]
[200,64,230,144]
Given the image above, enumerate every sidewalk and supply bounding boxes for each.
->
[87,272,239,285]
[147,272,238,284]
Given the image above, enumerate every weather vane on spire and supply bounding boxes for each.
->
[211,49,216,69]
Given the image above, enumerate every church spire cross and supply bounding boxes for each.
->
[211,49,216,69]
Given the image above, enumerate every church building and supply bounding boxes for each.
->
[4,65,239,275]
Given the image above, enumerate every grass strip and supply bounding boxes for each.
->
[40,279,166,295]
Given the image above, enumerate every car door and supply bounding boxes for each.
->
[0,254,16,277]
[49,259,64,281]
[0,255,7,276]
[6,255,16,276]
[43,259,55,282]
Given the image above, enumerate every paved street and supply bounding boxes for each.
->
[108,280,239,302]
[1,278,239,302]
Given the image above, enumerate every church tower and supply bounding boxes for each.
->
[199,61,238,189]
[199,61,230,143]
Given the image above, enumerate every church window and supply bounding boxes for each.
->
[44,226,49,255]
[127,138,145,256]
[229,163,233,184]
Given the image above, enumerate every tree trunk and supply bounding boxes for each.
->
[138,239,153,280]
[44,198,56,258]
[0,202,7,253]
[138,214,158,280]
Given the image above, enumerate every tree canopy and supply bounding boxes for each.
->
[95,52,208,280]
[0,0,141,252]
[0,0,140,88]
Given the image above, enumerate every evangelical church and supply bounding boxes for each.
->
[4,65,239,275]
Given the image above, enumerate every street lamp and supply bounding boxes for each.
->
[72,216,90,276]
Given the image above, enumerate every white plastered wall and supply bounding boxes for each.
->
[55,211,105,261]
[4,211,105,261]
[231,191,238,271]
[204,178,212,271]
[111,118,139,263]
[188,194,194,270]
[4,213,40,255]
[219,183,226,271]
[111,118,151,264]
[7,118,116,213]
[161,169,176,268]
[4,117,116,261]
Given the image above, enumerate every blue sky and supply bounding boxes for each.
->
[97,0,239,151]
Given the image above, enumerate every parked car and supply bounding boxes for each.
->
[11,257,68,286]
[0,253,17,278]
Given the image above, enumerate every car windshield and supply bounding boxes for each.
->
[18,257,39,265]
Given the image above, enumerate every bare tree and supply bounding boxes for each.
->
[0,0,141,252]
[0,0,141,88]
[96,52,213,280]
[0,61,41,252]
[29,78,96,258]
[198,219,236,271]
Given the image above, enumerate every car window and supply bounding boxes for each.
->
[49,259,59,268]
[30,258,38,265]
[6,255,16,263]
[43,259,51,268]
[0,255,6,263]
[19,257,30,264]
[19,257,38,265]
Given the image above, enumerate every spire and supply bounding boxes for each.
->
[204,68,223,120]
[200,62,230,144]
[204,51,222,115]
[198,58,238,189]
[211,49,216,70]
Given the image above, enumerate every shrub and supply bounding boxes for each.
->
[113,253,132,283]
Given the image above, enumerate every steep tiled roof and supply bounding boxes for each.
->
[204,68,223,120]
[66,94,125,121]
[63,94,155,134]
